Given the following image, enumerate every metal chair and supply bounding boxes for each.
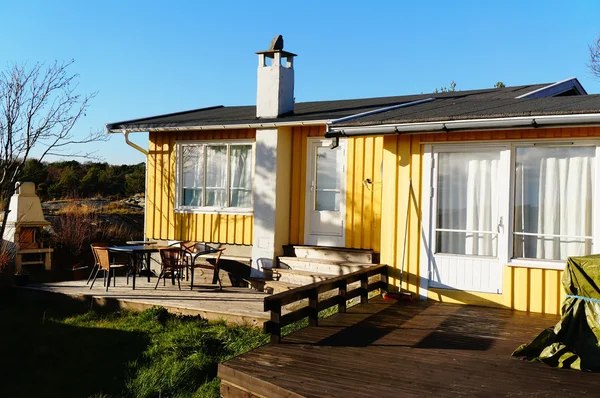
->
[89,246,131,291]
[180,241,226,290]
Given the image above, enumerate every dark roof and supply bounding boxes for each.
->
[332,95,600,127]
[106,83,551,131]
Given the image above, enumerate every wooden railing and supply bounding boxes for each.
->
[263,264,388,343]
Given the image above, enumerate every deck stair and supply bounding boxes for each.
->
[267,245,379,294]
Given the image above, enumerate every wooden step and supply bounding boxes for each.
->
[273,268,334,285]
[283,245,378,264]
[264,280,302,294]
[278,257,373,276]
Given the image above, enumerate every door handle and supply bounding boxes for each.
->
[497,216,504,233]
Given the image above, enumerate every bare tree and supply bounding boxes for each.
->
[590,34,600,79]
[0,60,106,239]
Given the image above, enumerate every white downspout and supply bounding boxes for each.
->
[123,131,149,240]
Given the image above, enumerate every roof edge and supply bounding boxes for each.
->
[107,119,330,134]
[325,113,600,138]
[106,105,225,133]
[516,78,587,99]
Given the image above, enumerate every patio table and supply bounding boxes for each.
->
[107,245,169,289]
[126,240,158,245]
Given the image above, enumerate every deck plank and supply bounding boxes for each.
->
[220,299,600,397]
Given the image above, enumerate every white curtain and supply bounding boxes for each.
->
[229,145,253,208]
[437,152,499,256]
[182,145,203,206]
[515,147,594,260]
[206,145,227,207]
[465,157,499,256]
[537,156,592,259]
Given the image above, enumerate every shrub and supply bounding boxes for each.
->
[50,202,141,271]
[0,240,16,277]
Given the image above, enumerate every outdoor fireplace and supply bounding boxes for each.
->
[2,182,52,272]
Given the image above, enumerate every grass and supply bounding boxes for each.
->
[0,299,268,398]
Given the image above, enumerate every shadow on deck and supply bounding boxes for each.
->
[219,299,599,397]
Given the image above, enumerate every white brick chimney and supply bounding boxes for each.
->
[256,35,296,118]
[251,36,295,274]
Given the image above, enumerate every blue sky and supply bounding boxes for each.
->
[2,0,600,164]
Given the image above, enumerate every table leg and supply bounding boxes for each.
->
[132,255,137,290]
[146,253,151,282]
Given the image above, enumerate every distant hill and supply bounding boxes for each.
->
[12,159,146,202]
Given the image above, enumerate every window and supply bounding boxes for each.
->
[429,143,597,265]
[177,141,254,211]
[435,150,500,257]
[513,146,594,261]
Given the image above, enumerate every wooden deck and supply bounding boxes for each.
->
[219,299,600,397]
[18,278,269,326]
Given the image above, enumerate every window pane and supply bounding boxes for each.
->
[514,146,594,260]
[436,151,500,256]
[205,145,227,207]
[229,145,253,208]
[315,146,340,211]
[182,145,203,206]
[183,188,203,206]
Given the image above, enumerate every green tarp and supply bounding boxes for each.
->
[512,255,600,371]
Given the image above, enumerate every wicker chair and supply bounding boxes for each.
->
[89,246,131,291]
[86,242,107,285]
[155,247,189,290]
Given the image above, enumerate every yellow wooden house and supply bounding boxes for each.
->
[107,36,600,315]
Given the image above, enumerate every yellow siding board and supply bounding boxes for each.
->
[161,134,170,239]
[407,136,422,295]
[352,138,364,248]
[147,133,157,239]
[298,127,309,244]
[372,136,383,253]
[220,214,228,243]
[396,136,411,291]
[289,128,302,243]
[167,134,176,238]
[363,137,374,250]
[529,268,543,313]
[154,133,164,238]
[345,139,355,247]
[381,136,399,287]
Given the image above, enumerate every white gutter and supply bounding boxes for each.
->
[107,120,329,134]
[121,131,149,241]
[124,131,148,155]
[325,113,600,138]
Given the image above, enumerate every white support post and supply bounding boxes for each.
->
[251,127,292,275]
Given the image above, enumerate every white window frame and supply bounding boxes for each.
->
[422,139,600,272]
[175,139,255,215]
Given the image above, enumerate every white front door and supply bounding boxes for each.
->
[424,146,509,294]
[305,138,346,247]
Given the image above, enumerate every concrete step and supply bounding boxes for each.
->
[264,280,302,294]
[274,268,334,285]
[278,257,373,276]
[283,245,378,264]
